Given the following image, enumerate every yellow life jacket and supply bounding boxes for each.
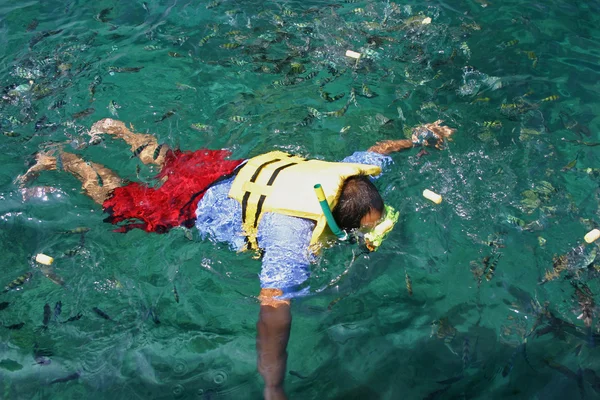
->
[228,151,381,252]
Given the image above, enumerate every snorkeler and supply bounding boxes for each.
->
[17,118,455,400]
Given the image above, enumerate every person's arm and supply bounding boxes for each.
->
[257,290,291,400]
[255,214,314,400]
[368,120,456,155]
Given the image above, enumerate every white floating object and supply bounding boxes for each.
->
[422,17,432,25]
[584,228,600,244]
[423,189,442,204]
[345,50,361,59]
[35,253,54,265]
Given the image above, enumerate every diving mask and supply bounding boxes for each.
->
[362,204,399,251]
[314,183,398,251]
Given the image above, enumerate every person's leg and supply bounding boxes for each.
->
[59,152,123,204]
[89,118,170,167]
[17,150,123,204]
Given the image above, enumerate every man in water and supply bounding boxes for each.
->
[18,118,455,399]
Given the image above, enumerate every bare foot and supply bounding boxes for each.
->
[89,118,129,136]
[15,151,58,187]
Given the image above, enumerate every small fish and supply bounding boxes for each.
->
[206,0,221,8]
[502,341,526,378]
[135,164,141,178]
[325,102,349,117]
[506,214,526,228]
[95,8,113,22]
[108,66,144,73]
[44,271,65,286]
[89,75,102,100]
[230,115,249,123]
[349,87,358,106]
[50,372,80,384]
[29,29,63,48]
[562,157,578,171]
[290,62,305,74]
[436,375,464,385]
[289,370,308,379]
[34,356,51,366]
[6,322,25,330]
[471,97,490,103]
[63,227,90,234]
[502,39,519,48]
[72,108,95,120]
[483,121,502,129]
[62,313,83,323]
[142,2,150,13]
[462,336,470,370]
[43,303,51,327]
[221,43,240,50]
[4,272,33,292]
[307,107,322,119]
[143,45,161,51]
[3,131,20,137]
[318,76,334,87]
[199,34,215,46]
[563,139,600,147]
[431,318,457,354]
[168,51,183,58]
[298,114,314,127]
[541,95,559,102]
[131,143,150,158]
[361,83,377,98]
[340,126,351,134]
[153,144,164,160]
[484,254,501,281]
[26,19,39,32]
[176,83,196,91]
[108,100,119,117]
[191,123,212,132]
[35,116,49,131]
[273,78,294,87]
[155,110,176,123]
[92,307,111,320]
[302,71,318,80]
[320,91,345,103]
[148,308,160,324]
[0,301,9,311]
[49,100,66,110]
[54,301,62,320]
[405,270,413,296]
[173,285,179,303]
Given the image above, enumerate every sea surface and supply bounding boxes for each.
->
[0,0,599,399]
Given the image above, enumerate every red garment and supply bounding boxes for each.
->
[103,149,243,233]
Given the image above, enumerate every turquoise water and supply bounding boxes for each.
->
[1,0,600,398]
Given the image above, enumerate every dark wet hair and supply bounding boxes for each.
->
[332,175,384,230]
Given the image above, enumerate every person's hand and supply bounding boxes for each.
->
[411,120,456,149]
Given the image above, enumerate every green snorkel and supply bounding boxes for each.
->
[314,184,349,241]
[314,183,399,251]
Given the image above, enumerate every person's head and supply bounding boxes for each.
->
[332,175,384,231]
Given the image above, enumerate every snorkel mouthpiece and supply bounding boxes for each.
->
[363,204,399,251]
